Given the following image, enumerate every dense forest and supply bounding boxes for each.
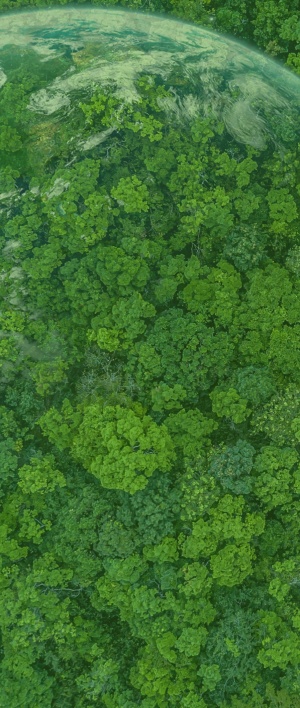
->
[1,0,300,706]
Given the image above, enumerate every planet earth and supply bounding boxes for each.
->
[1,4,300,375]
[0,4,300,216]
[2,10,300,706]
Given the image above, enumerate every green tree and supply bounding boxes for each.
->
[111,175,150,214]
[209,386,251,425]
[70,402,177,494]
[178,493,265,587]
[207,438,256,495]
[221,223,268,272]
[251,445,299,512]
[163,407,218,460]
[250,384,300,447]
[87,291,156,353]
[226,365,277,408]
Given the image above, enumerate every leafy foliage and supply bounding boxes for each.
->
[207,438,256,495]
[1,0,300,705]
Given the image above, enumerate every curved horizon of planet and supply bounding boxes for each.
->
[0,7,299,395]
[0,4,299,238]
[0,4,299,158]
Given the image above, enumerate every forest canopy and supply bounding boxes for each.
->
[1,1,300,707]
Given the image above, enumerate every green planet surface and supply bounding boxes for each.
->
[0,6,300,201]
[1,6,300,708]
